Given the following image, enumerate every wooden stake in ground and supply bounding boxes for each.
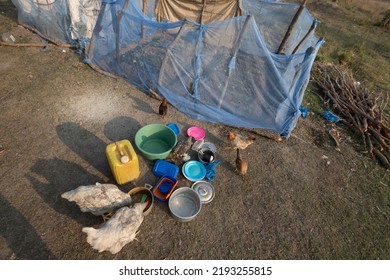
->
[277,0,308,55]
[292,19,316,54]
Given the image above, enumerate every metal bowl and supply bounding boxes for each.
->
[168,187,201,222]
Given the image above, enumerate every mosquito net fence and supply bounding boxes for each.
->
[11,0,324,137]
[11,0,101,44]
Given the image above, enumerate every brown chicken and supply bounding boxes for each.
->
[227,132,256,149]
[159,98,167,118]
[235,148,248,176]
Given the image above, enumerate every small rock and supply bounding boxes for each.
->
[1,33,15,43]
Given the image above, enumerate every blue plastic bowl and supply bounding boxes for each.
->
[158,181,173,195]
[167,123,180,135]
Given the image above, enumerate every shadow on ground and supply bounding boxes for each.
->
[103,115,140,142]
[0,193,56,259]
[56,122,111,178]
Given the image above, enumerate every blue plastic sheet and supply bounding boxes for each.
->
[205,160,221,181]
[299,106,309,119]
[321,111,341,123]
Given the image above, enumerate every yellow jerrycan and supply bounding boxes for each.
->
[106,139,140,184]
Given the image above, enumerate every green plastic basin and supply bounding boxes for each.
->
[135,124,177,160]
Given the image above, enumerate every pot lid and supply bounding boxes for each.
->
[191,181,215,204]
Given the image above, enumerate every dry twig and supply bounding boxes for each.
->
[313,63,390,169]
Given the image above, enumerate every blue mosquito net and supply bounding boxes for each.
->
[11,0,324,137]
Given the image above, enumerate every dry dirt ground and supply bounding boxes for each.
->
[0,1,389,260]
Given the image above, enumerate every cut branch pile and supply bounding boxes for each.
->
[312,63,390,169]
[379,10,390,28]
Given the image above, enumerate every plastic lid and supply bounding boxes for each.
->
[153,160,179,179]
[187,126,206,141]
[120,155,129,163]
[191,181,215,204]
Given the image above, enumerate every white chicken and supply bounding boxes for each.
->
[61,182,132,216]
[82,203,145,254]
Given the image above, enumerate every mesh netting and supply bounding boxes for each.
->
[12,0,324,137]
[11,0,101,43]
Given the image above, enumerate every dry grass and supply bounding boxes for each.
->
[303,0,390,91]
[337,0,389,18]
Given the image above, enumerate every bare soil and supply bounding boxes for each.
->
[0,0,389,260]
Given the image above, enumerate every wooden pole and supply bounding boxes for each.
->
[157,20,188,92]
[200,0,207,24]
[142,0,147,38]
[116,0,130,62]
[277,0,308,55]
[292,19,316,54]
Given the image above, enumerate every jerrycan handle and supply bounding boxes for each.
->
[115,141,124,156]
[115,141,129,163]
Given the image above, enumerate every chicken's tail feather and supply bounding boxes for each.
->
[61,190,75,201]
[82,227,98,245]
